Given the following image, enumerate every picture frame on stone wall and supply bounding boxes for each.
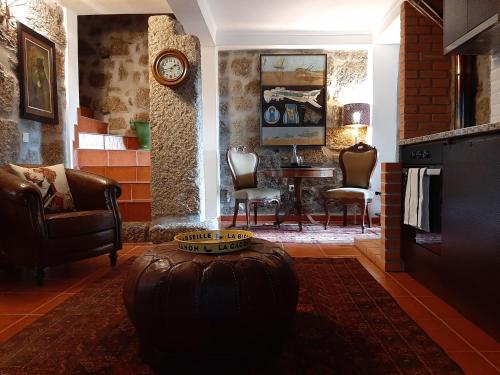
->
[260,54,327,146]
[17,21,58,124]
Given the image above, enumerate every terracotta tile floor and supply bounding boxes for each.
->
[0,242,498,374]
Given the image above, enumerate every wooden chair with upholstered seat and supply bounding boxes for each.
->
[227,146,281,228]
[322,142,377,233]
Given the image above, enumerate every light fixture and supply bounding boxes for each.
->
[352,111,361,124]
[342,103,370,144]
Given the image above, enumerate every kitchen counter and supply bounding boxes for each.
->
[399,122,500,145]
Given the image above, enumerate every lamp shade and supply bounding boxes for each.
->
[342,103,370,127]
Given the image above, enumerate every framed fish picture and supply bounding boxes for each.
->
[260,54,326,146]
[17,22,58,124]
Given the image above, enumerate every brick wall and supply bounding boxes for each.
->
[380,163,403,271]
[356,162,403,272]
[399,1,452,140]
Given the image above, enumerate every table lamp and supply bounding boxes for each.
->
[342,103,370,144]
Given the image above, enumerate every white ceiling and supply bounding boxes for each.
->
[206,0,396,34]
[58,0,172,15]
[59,0,401,45]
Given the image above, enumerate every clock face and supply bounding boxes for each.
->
[153,49,189,87]
[159,55,184,81]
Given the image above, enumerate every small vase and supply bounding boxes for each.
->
[131,121,150,150]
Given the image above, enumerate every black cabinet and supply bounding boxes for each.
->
[401,132,500,340]
[467,0,498,30]
[444,0,500,54]
[441,134,500,338]
[444,0,468,47]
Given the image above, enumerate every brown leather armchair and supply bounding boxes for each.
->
[0,165,122,284]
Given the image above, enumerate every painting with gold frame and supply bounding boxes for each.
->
[260,54,327,146]
[17,22,58,124]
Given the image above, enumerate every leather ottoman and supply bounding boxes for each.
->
[123,238,298,370]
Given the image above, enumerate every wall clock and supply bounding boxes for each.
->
[152,49,189,87]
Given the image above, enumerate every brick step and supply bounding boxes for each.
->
[76,149,150,168]
[79,166,151,183]
[119,200,151,222]
[118,182,151,201]
[354,238,384,269]
[77,132,140,150]
[76,116,108,134]
[78,106,94,118]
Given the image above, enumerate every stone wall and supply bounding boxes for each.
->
[489,53,500,123]
[219,49,369,215]
[0,0,66,165]
[475,55,491,125]
[78,15,150,135]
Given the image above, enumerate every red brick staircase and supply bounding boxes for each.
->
[74,108,151,222]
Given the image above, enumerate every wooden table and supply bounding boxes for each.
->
[263,167,335,230]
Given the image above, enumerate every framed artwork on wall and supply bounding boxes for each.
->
[260,54,327,146]
[17,22,58,124]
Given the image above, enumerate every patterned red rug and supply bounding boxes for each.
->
[0,256,463,374]
[249,223,381,243]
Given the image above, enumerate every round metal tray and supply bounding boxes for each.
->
[174,230,253,254]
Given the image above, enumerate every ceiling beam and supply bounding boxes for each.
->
[216,30,373,47]
[373,0,402,44]
[58,0,172,15]
[167,0,216,46]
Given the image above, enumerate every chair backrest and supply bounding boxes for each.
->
[227,146,258,190]
[339,142,377,189]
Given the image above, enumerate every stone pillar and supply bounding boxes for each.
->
[148,16,214,242]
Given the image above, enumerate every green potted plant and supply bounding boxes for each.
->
[130,120,150,150]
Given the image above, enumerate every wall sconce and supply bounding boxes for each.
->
[342,103,370,144]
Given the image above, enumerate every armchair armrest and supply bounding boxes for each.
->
[65,169,122,211]
[0,169,45,266]
[0,169,42,203]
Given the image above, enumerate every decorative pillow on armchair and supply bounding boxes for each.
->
[9,164,75,212]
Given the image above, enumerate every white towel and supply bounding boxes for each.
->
[404,168,430,231]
